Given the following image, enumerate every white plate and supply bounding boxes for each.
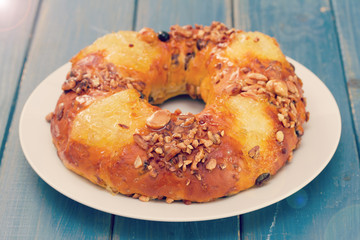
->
[19,58,341,222]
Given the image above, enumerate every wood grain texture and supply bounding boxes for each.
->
[113,217,239,240]
[0,0,135,239]
[234,0,360,239]
[113,1,239,240]
[0,0,39,161]
[332,0,360,155]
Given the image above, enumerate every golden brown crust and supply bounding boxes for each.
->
[49,22,308,203]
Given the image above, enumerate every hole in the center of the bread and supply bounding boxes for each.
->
[159,95,205,114]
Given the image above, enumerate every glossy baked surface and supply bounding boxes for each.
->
[50,23,307,203]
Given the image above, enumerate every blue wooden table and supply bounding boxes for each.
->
[1,0,359,239]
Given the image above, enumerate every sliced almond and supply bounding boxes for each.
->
[274,80,288,97]
[146,110,171,129]
[247,72,268,81]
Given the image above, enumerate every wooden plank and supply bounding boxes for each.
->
[135,0,232,31]
[332,0,360,155]
[113,1,239,240]
[114,217,239,240]
[234,0,360,239]
[0,0,39,160]
[0,0,135,239]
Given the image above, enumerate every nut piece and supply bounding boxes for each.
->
[219,163,226,170]
[155,147,163,154]
[248,145,260,159]
[274,80,288,97]
[56,103,64,121]
[133,134,149,150]
[62,79,76,91]
[45,112,54,122]
[224,83,241,96]
[276,131,284,142]
[247,73,268,81]
[166,197,174,204]
[139,195,150,202]
[286,80,298,94]
[206,158,217,170]
[134,155,143,168]
[137,27,157,43]
[149,168,158,178]
[146,110,171,129]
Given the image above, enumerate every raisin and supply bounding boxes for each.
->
[158,31,170,42]
[255,173,270,186]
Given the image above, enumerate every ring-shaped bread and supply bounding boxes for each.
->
[48,22,308,203]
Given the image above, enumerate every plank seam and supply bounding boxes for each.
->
[109,214,115,240]
[132,0,138,31]
[231,2,243,238]
[230,0,235,28]
[329,0,360,159]
[239,215,242,240]
[0,0,44,165]
[110,1,138,238]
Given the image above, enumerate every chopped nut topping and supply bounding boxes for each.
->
[155,147,163,154]
[202,139,213,148]
[273,80,288,97]
[206,158,217,170]
[146,110,171,130]
[63,58,146,95]
[134,155,143,168]
[194,173,202,181]
[45,112,54,122]
[277,113,285,122]
[192,139,199,148]
[173,133,182,139]
[225,63,306,132]
[246,72,268,81]
[213,133,221,144]
[133,111,224,174]
[276,131,284,142]
[62,79,76,91]
[224,83,241,96]
[137,27,157,43]
[207,131,215,142]
[248,145,260,159]
[133,134,149,150]
[149,168,158,178]
[177,142,187,150]
[288,152,294,161]
[287,81,298,94]
[132,193,140,199]
[166,197,174,204]
[164,136,171,143]
[139,195,150,202]
[219,163,226,170]
[56,103,64,121]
